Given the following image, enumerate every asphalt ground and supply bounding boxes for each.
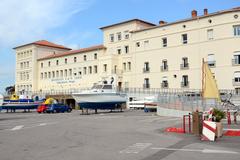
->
[0,110,240,160]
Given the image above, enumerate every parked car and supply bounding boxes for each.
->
[37,104,47,113]
[46,104,72,113]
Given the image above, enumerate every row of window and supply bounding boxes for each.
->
[143,71,240,89]
[135,25,240,49]
[17,50,32,59]
[40,61,133,80]
[20,61,30,69]
[136,33,188,48]
[117,45,129,54]
[123,62,131,71]
[19,72,30,81]
[41,53,98,68]
[142,53,240,73]
[143,57,189,73]
[40,65,99,79]
[143,75,189,89]
[16,85,32,93]
[109,30,130,42]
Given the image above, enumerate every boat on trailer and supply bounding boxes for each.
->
[72,78,127,112]
[0,94,41,112]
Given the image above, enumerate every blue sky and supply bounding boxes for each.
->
[0,0,239,93]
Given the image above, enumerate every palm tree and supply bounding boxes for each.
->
[5,85,15,95]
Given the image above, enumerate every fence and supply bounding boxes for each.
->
[2,87,240,112]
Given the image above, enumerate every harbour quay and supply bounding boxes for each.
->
[1,110,240,160]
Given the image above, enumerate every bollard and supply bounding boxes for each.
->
[183,114,192,134]
[183,115,186,133]
[234,112,237,124]
[227,111,231,125]
[189,113,191,133]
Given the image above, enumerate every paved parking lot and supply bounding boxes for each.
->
[0,110,240,160]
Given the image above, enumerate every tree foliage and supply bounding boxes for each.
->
[5,85,15,95]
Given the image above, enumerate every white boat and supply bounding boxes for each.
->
[128,96,158,111]
[72,79,126,110]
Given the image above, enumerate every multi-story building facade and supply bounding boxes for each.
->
[14,7,240,95]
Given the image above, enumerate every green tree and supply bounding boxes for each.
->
[5,85,15,95]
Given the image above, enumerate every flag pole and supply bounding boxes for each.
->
[202,58,205,97]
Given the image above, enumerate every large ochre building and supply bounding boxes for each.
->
[14,7,240,95]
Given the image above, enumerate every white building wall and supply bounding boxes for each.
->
[14,9,240,94]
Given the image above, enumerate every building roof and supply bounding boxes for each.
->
[100,19,156,30]
[38,45,106,61]
[13,40,72,50]
[131,7,240,33]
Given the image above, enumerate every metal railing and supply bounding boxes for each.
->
[232,59,240,66]
[181,81,189,88]
[161,65,168,71]
[143,68,150,73]
[180,63,189,70]
[161,82,169,88]
[232,79,240,86]
[208,61,216,68]
[143,84,150,89]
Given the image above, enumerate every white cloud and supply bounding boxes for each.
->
[0,0,94,92]
[0,0,94,46]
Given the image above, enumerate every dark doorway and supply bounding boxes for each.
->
[66,99,76,109]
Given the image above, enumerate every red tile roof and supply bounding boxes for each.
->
[100,19,156,30]
[13,40,72,50]
[131,7,240,33]
[38,45,106,61]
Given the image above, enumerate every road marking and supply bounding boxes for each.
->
[94,116,124,119]
[10,125,24,131]
[151,147,239,154]
[38,123,47,126]
[140,117,180,123]
[6,122,57,131]
[120,143,152,154]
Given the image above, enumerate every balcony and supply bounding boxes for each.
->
[232,59,240,66]
[181,81,189,88]
[180,63,189,70]
[143,84,150,89]
[233,79,240,86]
[161,65,168,72]
[143,68,150,73]
[161,82,169,88]
[207,61,216,68]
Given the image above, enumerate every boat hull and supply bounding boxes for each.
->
[72,93,126,110]
[78,101,125,110]
[1,103,39,110]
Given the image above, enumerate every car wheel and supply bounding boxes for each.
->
[43,110,46,113]
[67,108,72,113]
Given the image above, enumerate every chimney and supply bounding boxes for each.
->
[159,20,167,26]
[204,8,208,16]
[191,10,197,18]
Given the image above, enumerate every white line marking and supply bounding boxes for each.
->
[202,149,239,154]
[140,117,179,123]
[38,123,47,126]
[6,122,57,131]
[151,148,239,154]
[120,143,152,154]
[10,125,24,131]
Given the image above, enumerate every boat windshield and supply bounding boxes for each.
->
[102,85,113,90]
[92,85,103,89]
